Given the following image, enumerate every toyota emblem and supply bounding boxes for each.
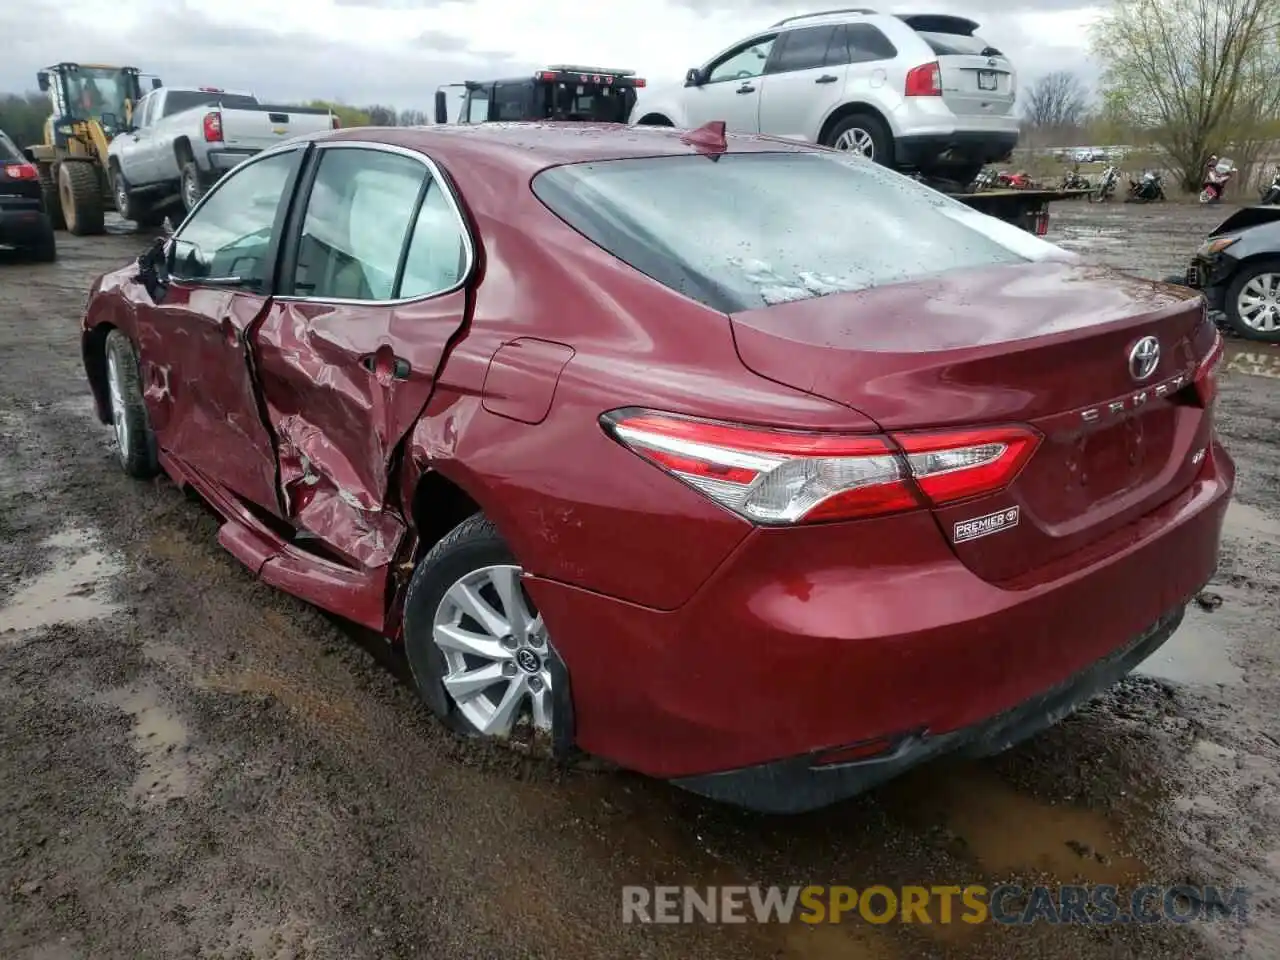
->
[1128,336,1160,381]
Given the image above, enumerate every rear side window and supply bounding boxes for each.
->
[0,131,24,162]
[769,25,837,73]
[532,152,1062,313]
[162,91,260,116]
[845,24,898,62]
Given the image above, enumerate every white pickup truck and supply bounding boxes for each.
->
[107,85,335,225]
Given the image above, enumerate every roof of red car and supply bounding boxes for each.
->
[319,122,816,173]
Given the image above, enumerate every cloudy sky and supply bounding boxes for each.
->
[2,0,1102,111]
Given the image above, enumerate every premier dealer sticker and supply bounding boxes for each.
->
[953,506,1020,543]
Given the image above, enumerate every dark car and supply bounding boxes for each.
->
[79,123,1232,814]
[0,128,56,262]
[1185,205,1280,342]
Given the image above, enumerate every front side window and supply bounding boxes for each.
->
[289,147,427,301]
[769,26,837,73]
[533,152,1068,313]
[465,90,491,123]
[169,150,297,287]
[707,37,777,83]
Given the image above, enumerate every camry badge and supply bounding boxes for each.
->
[1129,336,1160,381]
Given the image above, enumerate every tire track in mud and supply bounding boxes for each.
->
[2,217,1278,959]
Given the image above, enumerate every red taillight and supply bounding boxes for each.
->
[634,78,647,87]
[894,426,1040,506]
[2,162,38,180]
[905,61,942,97]
[1032,211,1049,236]
[202,111,222,142]
[538,71,558,81]
[602,410,1041,524]
[330,115,341,130]
[1193,328,1224,405]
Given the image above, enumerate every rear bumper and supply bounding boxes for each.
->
[896,130,1019,169]
[205,149,257,175]
[524,440,1234,810]
[0,200,51,247]
[674,605,1184,813]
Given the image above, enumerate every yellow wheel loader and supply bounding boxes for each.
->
[27,63,162,236]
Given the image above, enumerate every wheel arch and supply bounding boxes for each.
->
[818,101,893,148]
[82,322,116,424]
[173,136,194,168]
[635,112,674,126]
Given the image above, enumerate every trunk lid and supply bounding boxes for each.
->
[899,14,1016,118]
[729,259,1219,583]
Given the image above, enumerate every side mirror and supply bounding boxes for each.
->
[99,112,118,130]
[685,68,704,87]
[151,77,163,90]
[434,90,448,125]
[37,71,50,92]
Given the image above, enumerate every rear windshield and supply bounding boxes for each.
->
[531,152,1062,313]
[0,131,23,163]
[915,31,1003,57]
[541,84,634,122]
[163,91,260,117]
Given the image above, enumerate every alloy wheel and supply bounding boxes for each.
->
[1238,272,1280,332]
[430,564,554,737]
[105,350,130,457]
[834,127,875,159]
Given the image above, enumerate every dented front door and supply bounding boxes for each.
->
[250,142,474,569]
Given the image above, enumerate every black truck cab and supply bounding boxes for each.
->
[435,66,646,125]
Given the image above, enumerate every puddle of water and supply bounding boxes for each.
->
[102,686,196,805]
[0,528,123,638]
[1135,606,1244,686]
[896,767,1147,884]
[1223,344,1280,380]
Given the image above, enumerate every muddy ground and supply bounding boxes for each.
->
[0,201,1277,960]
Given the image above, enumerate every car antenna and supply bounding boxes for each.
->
[679,120,728,158]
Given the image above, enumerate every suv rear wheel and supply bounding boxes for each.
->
[825,113,894,167]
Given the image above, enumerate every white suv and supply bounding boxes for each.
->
[630,8,1019,183]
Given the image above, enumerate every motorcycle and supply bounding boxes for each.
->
[1060,169,1091,190]
[1092,165,1120,201]
[1261,168,1280,205]
[1125,170,1166,203]
[971,167,999,190]
[1199,158,1236,204]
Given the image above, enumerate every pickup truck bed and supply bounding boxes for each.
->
[108,86,334,223]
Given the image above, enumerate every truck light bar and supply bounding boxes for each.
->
[537,66,646,86]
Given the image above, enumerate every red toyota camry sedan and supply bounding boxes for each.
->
[80,123,1233,813]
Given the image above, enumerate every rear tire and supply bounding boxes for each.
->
[29,224,56,263]
[103,330,159,478]
[180,162,206,214]
[402,513,569,756]
[38,164,65,230]
[58,161,105,236]
[823,112,894,168]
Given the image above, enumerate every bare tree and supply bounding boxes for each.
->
[362,104,398,126]
[1091,0,1280,191]
[1023,71,1090,130]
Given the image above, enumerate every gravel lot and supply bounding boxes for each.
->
[1,200,1277,959]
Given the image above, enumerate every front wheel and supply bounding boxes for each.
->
[103,330,160,478]
[1224,258,1280,343]
[402,514,570,754]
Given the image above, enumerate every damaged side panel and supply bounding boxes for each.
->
[250,291,471,569]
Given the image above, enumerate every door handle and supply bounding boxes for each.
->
[361,353,410,380]
[815,74,839,84]
[736,84,756,94]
